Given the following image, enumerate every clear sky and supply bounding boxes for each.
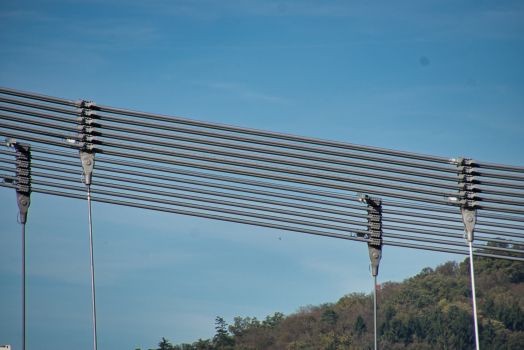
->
[0,1,523,349]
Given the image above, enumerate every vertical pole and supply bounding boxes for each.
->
[88,186,98,350]
[10,140,32,350]
[80,147,97,350]
[374,275,377,350]
[469,242,480,350]
[461,206,479,350]
[79,128,97,350]
[22,222,26,350]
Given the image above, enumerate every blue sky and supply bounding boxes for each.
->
[1,0,523,349]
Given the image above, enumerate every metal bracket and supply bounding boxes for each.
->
[461,207,476,242]
[77,125,96,134]
[77,108,98,117]
[77,99,97,186]
[455,157,478,242]
[76,99,97,109]
[80,151,95,185]
[359,193,382,277]
[17,191,30,224]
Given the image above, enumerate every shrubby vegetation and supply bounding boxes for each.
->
[140,242,524,350]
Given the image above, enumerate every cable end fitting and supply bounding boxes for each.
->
[17,191,30,224]
[80,150,95,185]
[461,207,476,242]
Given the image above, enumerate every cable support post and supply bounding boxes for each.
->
[77,102,97,185]
[454,157,481,350]
[456,157,478,242]
[76,98,98,350]
[5,138,31,350]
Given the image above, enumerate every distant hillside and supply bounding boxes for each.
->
[142,242,524,350]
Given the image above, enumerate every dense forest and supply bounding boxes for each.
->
[138,242,524,350]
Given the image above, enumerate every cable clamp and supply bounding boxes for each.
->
[77,125,96,134]
[368,238,382,247]
[367,230,382,238]
[77,108,97,117]
[457,174,477,183]
[77,142,96,151]
[80,150,95,186]
[369,222,382,230]
[16,160,31,169]
[16,168,30,177]
[368,214,381,221]
[15,152,31,161]
[452,157,477,167]
[76,116,96,126]
[457,166,476,175]
[76,99,97,109]
[458,183,479,191]
[16,177,31,185]
[78,134,97,142]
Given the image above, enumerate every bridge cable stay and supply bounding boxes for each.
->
[1,86,524,349]
[1,164,522,256]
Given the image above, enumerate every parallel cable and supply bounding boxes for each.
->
[0,87,455,164]
[2,181,522,261]
[4,166,522,250]
[0,110,464,180]
[8,175,523,253]
[2,137,524,217]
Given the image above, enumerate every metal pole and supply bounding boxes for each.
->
[87,186,98,350]
[469,242,480,350]
[374,275,377,350]
[22,222,26,350]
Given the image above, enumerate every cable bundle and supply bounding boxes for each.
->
[0,86,523,261]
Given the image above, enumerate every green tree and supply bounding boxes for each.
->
[319,309,339,325]
[262,312,285,328]
[158,337,173,350]
[192,338,212,350]
[353,314,367,339]
[213,316,234,348]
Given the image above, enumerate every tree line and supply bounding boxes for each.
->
[138,242,524,350]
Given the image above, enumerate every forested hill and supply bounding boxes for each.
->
[141,243,524,350]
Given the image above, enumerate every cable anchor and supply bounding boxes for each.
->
[359,193,382,350]
[7,140,32,224]
[455,157,478,241]
[358,194,382,276]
